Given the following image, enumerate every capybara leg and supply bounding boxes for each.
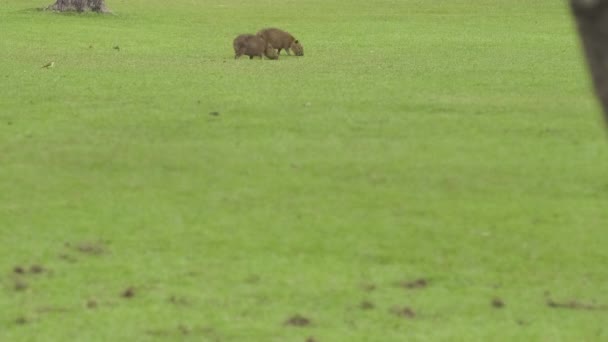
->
[277,48,282,55]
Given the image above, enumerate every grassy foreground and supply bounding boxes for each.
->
[1,0,608,340]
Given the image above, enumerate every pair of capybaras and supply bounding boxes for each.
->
[233,28,304,60]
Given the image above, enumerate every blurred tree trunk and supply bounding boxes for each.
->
[47,0,109,13]
[570,0,608,124]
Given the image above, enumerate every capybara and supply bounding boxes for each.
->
[233,34,278,60]
[256,28,304,56]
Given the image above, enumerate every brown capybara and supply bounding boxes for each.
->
[256,28,304,56]
[233,34,278,60]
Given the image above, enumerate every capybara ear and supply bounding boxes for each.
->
[294,40,299,44]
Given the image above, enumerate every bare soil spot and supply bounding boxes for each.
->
[492,298,505,308]
[12,264,46,275]
[122,287,136,298]
[73,241,107,255]
[15,316,28,325]
[546,299,608,311]
[359,300,375,310]
[285,314,312,327]
[58,253,78,263]
[391,306,416,318]
[87,299,98,309]
[306,337,318,342]
[30,265,44,274]
[398,278,428,289]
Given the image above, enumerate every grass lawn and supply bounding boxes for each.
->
[1,0,608,340]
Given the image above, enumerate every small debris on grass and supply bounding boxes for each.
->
[391,306,416,318]
[71,241,106,255]
[546,299,608,311]
[284,314,311,327]
[122,287,136,298]
[113,45,120,51]
[209,111,220,116]
[492,298,505,308]
[87,299,98,309]
[399,278,428,289]
[58,253,78,263]
[305,337,318,342]
[13,266,25,274]
[15,316,28,325]
[30,265,44,274]
[359,300,375,310]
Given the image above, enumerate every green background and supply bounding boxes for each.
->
[1,0,607,340]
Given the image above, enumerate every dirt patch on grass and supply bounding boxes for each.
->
[546,299,608,311]
[71,241,107,255]
[29,265,45,274]
[391,306,416,318]
[58,253,78,263]
[284,314,312,327]
[122,287,136,298]
[398,278,428,289]
[15,316,28,325]
[13,264,46,275]
[492,298,505,308]
[305,337,318,342]
[359,300,375,310]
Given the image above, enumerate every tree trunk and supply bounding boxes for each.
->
[47,0,109,13]
[570,0,608,124]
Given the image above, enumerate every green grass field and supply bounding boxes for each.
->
[1,0,608,340]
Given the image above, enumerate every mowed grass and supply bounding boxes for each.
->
[1,0,608,340]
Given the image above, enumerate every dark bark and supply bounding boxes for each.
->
[570,0,608,124]
[47,0,109,13]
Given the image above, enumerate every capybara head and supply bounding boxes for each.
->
[264,43,279,60]
[291,40,304,56]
